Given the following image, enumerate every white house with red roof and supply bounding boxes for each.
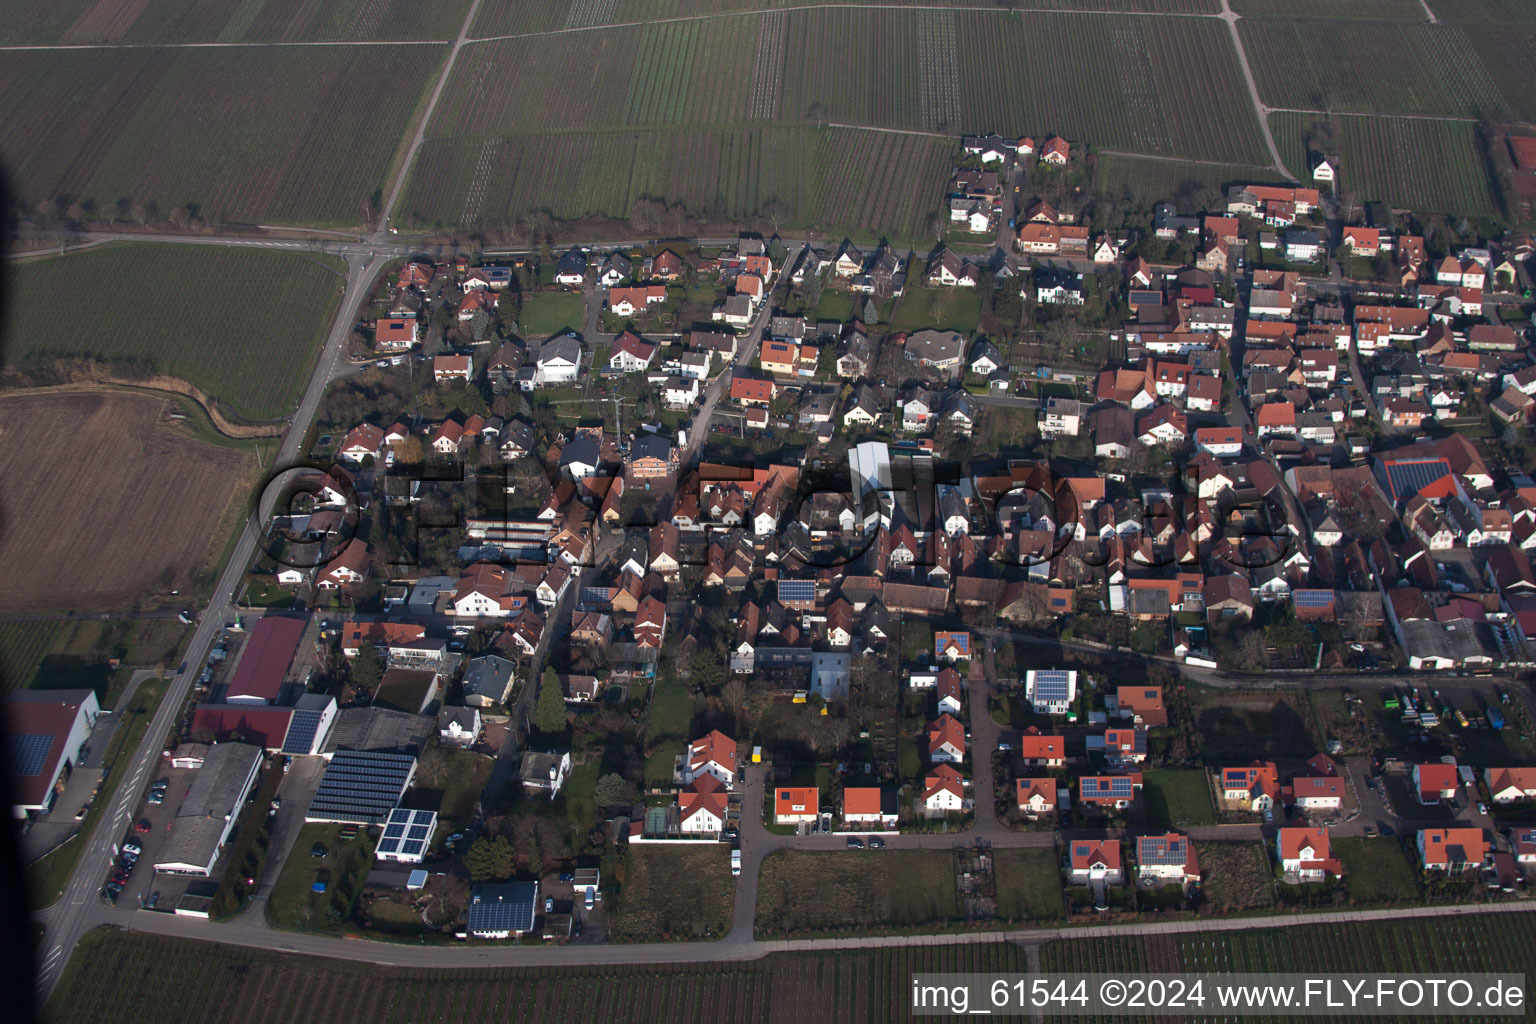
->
[677,774,728,834]
[338,423,384,463]
[1512,827,1536,864]
[923,763,965,815]
[1017,730,1067,767]
[1015,778,1056,818]
[1137,833,1200,886]
[315,538,370,590]
[842,787,897,828]
[607,329,658,372]
[685,730,737,786]
[935,668,963,716]
[775,786,819,825]
[1418,827,1488,872]
[1277,827,1341,882]
[1485,767,1536,804]
[1413,762,1460,804]
[1068,839,1122,883]
[1221,762,1280,812]
[927,713,965,763]
[433,354,472,383]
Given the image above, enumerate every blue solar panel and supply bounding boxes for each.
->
[9,733,54,777]
[383,823,406,839]
[1139,837,1188,865]
[402,840,424,856]
[468,882,538,934]
[1383,458,1450,502]
[408,824,430,840]
[1294,589,1335,608]
[1031,671,1073,701]
[281,710,323,755]
[778,579,815,602]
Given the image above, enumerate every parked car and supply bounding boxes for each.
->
[1478,801,1489,815]
[147,792,164,805]
[846,838,864,849]
[869,838,886,849]
[122,841,142,856]
[544,897,555,914]
[134,819,152,833]
[559,872,574,883]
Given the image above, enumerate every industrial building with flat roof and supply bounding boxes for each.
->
[153,742,264,875]
[6,688,99,816]
[306,749,417,824]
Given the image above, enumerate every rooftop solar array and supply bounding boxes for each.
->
[376,807,437,862]
[1383,458,1450,502]
[1138,836,1188,866]
[281,710,324,755]
[1083,776,1137,798]
[9,733,54,776]
[1029,670,1075,702]
[467,881,539,935]
[1294,589,1336,608]
[308,750,416,824]
[777,579,815,603]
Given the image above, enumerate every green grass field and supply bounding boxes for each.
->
[0,0,471,45]
[50,929,1030,1024]
[0,621,61,693]
[265,823,376,934]
[1094,154,1282,208]
[888,272,984,334]
[607,845,734,942]
[1334,836,1421,904]
[994,847,1066,923]
[1142,768,1217,828]
[0,46,446,227]
[8,244,345,420]
[755,849,959,936]
[1270,112,1499,219]
[516,291,586,337]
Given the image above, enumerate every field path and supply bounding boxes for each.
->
[376,0,487,236]
[1215,0,1292,180]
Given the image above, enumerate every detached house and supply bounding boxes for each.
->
[1137,833,1200,888]
[685,730,737,786]
[1222,762,1280,812]
[843,787,898,828]
[1418,827,1488,873]
[928,713,966,763]
[1068,839,1123,883]
[922,763,966,815]
[1277,827,1342,882]
[775,786,819,825]
[1015,778,1057,818]
[1413,762,1459,804]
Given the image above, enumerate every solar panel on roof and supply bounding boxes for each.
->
[383,823,405,839]
[778,579,815,601]
[281,710,323,755]
[9,733,54,776]
[408,824,430,840]
[402,840,424,856]
[1384,458,1450,501]
[1294,590,1335,607]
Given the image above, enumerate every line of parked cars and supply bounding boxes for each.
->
[102,839,143,903]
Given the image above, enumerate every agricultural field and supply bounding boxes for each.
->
[1334,836,1421,904]
[403,125,951,246]
[1040,913,1536,1006]
[606,845,734,942]
[0,46,445,227]
[51,929,1029,1024]
[0,0,472,44]
[755,849,959,936]
[442,12,1265,159]
[0,391,257,614]
[0,622,60,693]
[1093,154,1282,209]
[1240,18,1530,121]
[415,9,1268,238]
[7,244,344,420]
[1436,0,1536,23]
[1271,112,1499,219]
[1231,0,1429,17]
[1194,840,1276,913]
[994,847,1066,923]
[1142,768,1217,828]
[470,0,1222,38]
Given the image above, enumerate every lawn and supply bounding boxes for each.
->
[265,823,376,934]
[755,849,958,937]
[7,244,345,420]
[606,845,734,942]
[813,289,857,324]
[994,847,1065,923]
[888,279,984,335]
[515,291,586,338]
[403,744,492,841]
[1335,836,1420,905]
[1188,686,1320,763]
[1142,768,1216,828]
[28,676,168,908]
[1194,840,1276,913]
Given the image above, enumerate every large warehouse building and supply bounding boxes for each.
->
[153,742,264,876]
[7,689,100,817]
[226,616,307,705]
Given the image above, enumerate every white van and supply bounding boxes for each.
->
[730,849,742,876]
